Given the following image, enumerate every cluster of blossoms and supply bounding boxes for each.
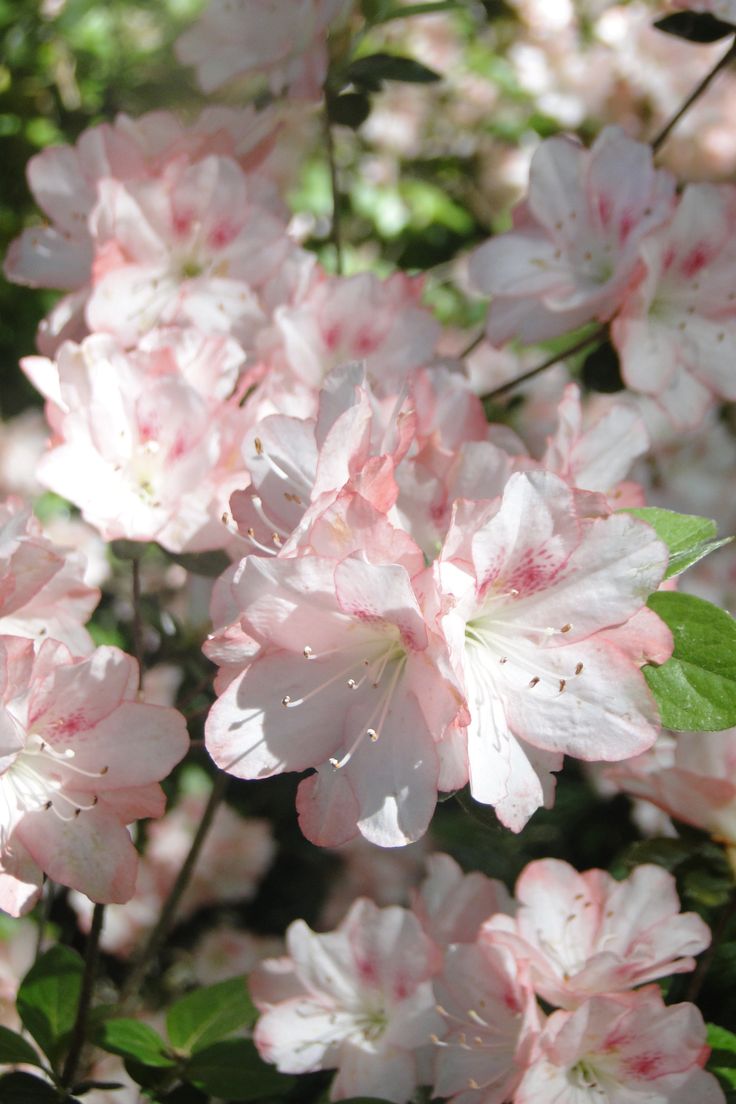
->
[251,852,722,1103]
[470,124,736,427]
[0,497,188,915]
[1,0,736,1100]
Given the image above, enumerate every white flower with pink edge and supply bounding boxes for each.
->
[0,637,188,915]
[251,898,443,1103]
[469,126,676,345]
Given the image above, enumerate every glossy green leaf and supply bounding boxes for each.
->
[644,592,736,731]
[709,1024,736,1054]
[185,1039,295,1100]
[166,979,257,1056]
[95,1019,176,1069]
[0,1027,44,1069]
[16,946,83,1066]
[623,507,730,579]
[347,53,441,87]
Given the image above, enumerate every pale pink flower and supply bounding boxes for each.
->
[86,156,293,348]
[540,383,648,507]
[612,183,736,428]
[0,498,99,654]
[259,271,441,414]
[431,940,540,1104]
[205,554,464,848]
[251,898,443,1103]
[470,126,676,345]
[0,637,188,915]
[175,0,352,97]
[192,926,283,986]
[320,836,430,930]
[0,411,47,499]
[436,471,671,831]
[515,987,725,1104]
[23,332,250,553]
[606,728,736,849]
[3,108,284,353]
[412,852,514,948]
[484,859,710,1010]
[71,783,275,955]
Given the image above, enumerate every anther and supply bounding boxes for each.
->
[575,662,584,675]
[499,657,508,664]
[282,695,291,706]
[254,437,263,454]
[559,679,566,693]
[272,533,282,546]
[303,646,313,658]
[367,728,378,742]
[347,679,357,690]
[561,623,572,633]
[529,676,540,688]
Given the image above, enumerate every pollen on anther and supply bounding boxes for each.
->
[367,728,379,742]
[561,623,572,633]
[347,679,357,690]
[272,533,282,546]
[254,437,263,454]
[529,676,540,688]
[303,646,313,658]
[282,695,291,706]
[575,662,584,675]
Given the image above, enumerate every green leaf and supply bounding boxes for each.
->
[160,548,231,578]
[644,592,736,731]
[709,1024,736,1054]
[0,1072,71,1103]
[0,1027,44,1068]
[347,53,441,87]
[166,979,257,1057]
[622,507,730,579]
[185,1039,295,1100]
[94,1019,176,1069]
[654,12,735,42]
[16,946,84,1066]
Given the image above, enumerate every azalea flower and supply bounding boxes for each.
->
[436,470,671,830]
[470,126,676,345]
[251,898,443,1103]
[483,858,710,1008]
[0,637,188,915]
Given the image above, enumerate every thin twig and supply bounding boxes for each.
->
[118,772,228,1009]
[459,328,486,359]
[479,325,607,403]
[131,559,144,693]
[323,107,344,275]
[651,37,736,154]
[61,903,105,1090]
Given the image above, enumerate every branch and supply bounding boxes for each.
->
[479,325,607,403]
[651,37,736,154]
[61,903,105,1090]
[118,772,228,1009]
